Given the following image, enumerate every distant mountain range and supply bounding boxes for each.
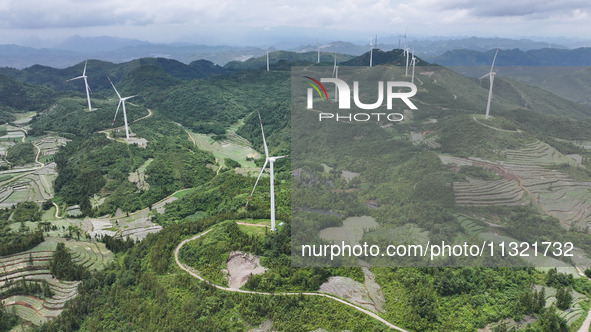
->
[427,48,591,107]
[429,47,591,66]
[0,35,574,69]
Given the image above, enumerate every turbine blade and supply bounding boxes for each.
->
[245,159,268,208]
[107,76,121,99]
[67,76,84,81]
[83,60,87,76]
[112,101,121,126]
[479,73,490,80]
[490,48,499,72]
[257,110,269,158]
[272,155,289,160]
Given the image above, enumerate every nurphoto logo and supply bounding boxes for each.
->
[304,75,418,122]
[305,77,417,110]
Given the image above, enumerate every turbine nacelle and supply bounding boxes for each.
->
[268,155,288,162]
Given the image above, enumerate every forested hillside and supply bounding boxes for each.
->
[1,50,591,332]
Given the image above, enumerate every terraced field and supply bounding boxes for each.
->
[0,163,57,208]
[443,140,591,230]
[1,279,79,326]
[34,136,69,159]
[502,142,591,230]
[0,238,112,325]
[535,285,588,326]
[453,178,526,206]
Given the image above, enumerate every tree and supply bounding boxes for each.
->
[49,243,85,281]
[42,199,53,210]
[585,268,591,279]
[538,306,567,332]
[555,287,572,310]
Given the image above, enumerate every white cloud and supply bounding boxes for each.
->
[0,0,589,43]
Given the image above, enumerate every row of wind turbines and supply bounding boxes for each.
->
[66,60,136,139]
[68,60,286,231]
[67,43,499,232]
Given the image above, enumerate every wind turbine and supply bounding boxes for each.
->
[333,52,339,102]
[317,38,320,63]
[266,46,270,72]
[410,47,417,84]
[67,60,92,112]
[369,39,374,67]
[107,76,136,139]
[245,111,288,231]
[480,48,499,120]
[403,29,408,51]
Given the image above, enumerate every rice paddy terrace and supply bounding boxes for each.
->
[0,238,112,326]
[442,140,591,230]
[0,135,67,209]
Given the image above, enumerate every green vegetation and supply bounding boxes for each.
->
[0,54,590,331]
[556,287,573,310]
[438,115,529,160]
[38,217,386,332]
[1,279,53,299]
[459,165,501,180]
[12,201,42,222]
[6,142,36,165]
[0,73,55,117]
[49,242,87,281]
[0,302,20,331]
[179,221,262,285]
[0,207,43,255]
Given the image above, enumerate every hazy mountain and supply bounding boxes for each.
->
[0,36,573,70]
[411,37,564,56]
[56,35,150,53]
[223,51,354,71]
[293,37,566,58]
[0,58,226,92]
[340,48,430,67]
[0,44,85,69]
[0,42,265,69]
[429,47,591,66]
[427,48,591,106]
[290,41,372,56]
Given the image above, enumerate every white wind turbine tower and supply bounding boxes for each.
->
[333,52,339,102]
[265,46,270,72]
[403,46,410,77]
[67,60,92,112]
[480,48,499,120]
[317,39,320,63]
[245,111,288,232]
[410,46,417,84]
[107,76,136,139]
[369,39,374,67]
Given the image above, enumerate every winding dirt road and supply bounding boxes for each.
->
[174,224,408,331]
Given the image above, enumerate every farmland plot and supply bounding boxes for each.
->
[443,139,591,230]
[0,237,111,325]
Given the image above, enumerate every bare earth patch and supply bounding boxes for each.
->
[318,267,385,314]
[224,251,266,289]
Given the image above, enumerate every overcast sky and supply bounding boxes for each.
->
[0,0,589,46]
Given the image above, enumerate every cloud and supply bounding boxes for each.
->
[0,0,589,42]
[429,0,591,20]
